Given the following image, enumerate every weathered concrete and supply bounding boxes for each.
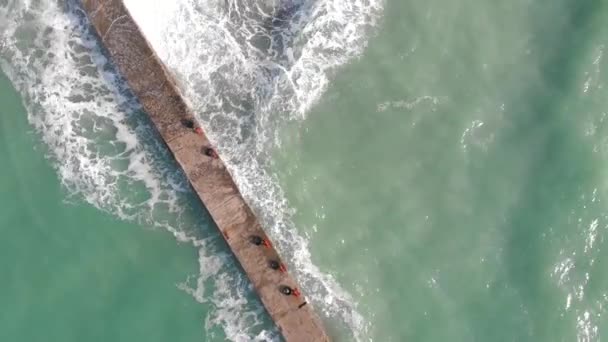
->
[79,1,329,341]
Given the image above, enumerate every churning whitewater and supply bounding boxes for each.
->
[0,0,383,340]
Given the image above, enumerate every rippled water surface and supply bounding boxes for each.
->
[2,0,608,341]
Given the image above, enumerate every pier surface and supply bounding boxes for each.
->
[80,1,329,341]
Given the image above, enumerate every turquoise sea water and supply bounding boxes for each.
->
[3,0,608,341]
[274,1,608,340]
[0,71,206,340]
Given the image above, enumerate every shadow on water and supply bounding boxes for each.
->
[206,0,317,156]
[485,0,603,339]
[63,0,286,338]
[65,0,216,238]
[222,0,314,65]
[65,0,318,229]
[64,1,281,337]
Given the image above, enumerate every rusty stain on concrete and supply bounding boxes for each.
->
[79,0,330,341]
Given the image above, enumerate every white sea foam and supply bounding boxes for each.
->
[1,0,384,340]
[550,186,607,342]
[124,0,384,339]
[0,0,272,339]
[376,95,443,113]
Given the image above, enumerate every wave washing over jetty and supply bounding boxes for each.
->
[0,0,383,340]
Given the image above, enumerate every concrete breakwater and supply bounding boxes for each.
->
[80,0,330,340]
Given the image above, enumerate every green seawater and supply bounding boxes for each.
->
[273,0,608,341]
[3,0,608,341]
[0,71,206,341]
